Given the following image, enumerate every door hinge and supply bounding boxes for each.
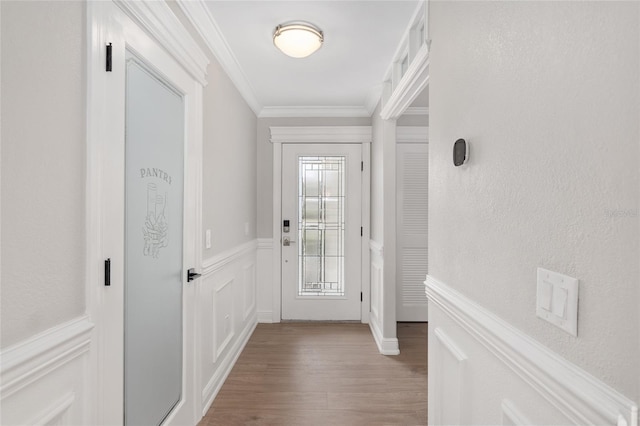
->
[104,258,111,286]
[361,226,363,237]
[361,161,364,171]
[106,43,112,72]
[361,292,363,302]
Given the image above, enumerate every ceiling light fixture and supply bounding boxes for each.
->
[273,21,323,58]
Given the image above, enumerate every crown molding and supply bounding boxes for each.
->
[270,126,372,144]
[176,0,262,115]
[114,0,209,86]
[259,106,371,118]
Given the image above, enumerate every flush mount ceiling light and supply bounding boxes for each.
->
[273,22,323,58]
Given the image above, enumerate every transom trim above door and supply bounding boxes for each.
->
[270,126,372,144]
[269,126,372,324]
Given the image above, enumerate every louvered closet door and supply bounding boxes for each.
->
[396,143,428,322]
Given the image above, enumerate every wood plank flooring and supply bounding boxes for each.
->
[199,322,427,426]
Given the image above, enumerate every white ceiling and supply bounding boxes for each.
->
[203,1,420,116]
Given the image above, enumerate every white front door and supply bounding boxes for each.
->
[281,144,362,320]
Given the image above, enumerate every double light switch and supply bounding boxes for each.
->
[536,267,579,336]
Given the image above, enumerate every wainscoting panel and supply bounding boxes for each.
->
[426,275,638,426]
[368,240,398,355]
[0,316,94,426]
[200,240,258,415]
[256,238,274,323]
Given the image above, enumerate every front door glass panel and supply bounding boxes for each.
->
[298,156,345,296]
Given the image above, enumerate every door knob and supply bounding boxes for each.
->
[283,237,296,246]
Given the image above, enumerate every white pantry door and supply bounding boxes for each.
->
[89,2,202,425]
[281,144,362,320]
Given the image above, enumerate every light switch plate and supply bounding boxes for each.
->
[536,267,579,336]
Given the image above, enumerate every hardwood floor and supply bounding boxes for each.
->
[199,322,427,426]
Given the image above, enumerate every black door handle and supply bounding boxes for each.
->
[187,268,202,282]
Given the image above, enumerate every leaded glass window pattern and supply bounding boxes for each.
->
[298,156,346,296]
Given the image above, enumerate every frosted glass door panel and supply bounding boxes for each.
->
[125,53,184,426]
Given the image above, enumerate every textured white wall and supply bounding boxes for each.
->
[256,116,371,238]
[430,1,639,401]
[1,1,86,348]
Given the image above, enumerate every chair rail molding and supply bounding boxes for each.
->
[0,315,94,425]
[202,239,258,275]
[425,275,638,426]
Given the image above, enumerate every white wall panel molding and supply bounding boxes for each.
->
[259,106,371,118]
[214,278,235,361]
[270,126,372,144]
[426,275,638,426]
[114,0,209,86]
[201,316,257,416]
[202,239,258,275]
[368,241,397,355]
[0,316,93,425]
[243,263,257,321]
[502,399,534,426]
[369,239,384,259]
[27,392,75,426]
[1,316,93,398]
[176,0,261,114]
[199,240,258,417]
[396,126,429,144]
[257,238,273,250]
[256,238,274,323]
[432,327,468,425]
[368,315,399,356]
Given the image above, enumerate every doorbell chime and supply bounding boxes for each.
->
[453,138,469,166]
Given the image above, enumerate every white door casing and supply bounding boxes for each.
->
[281,144,362,320]
[87,2,206,424]
[270,127,372,323]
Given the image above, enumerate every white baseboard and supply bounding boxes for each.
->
[257,311,274,323]
[369,315,400,356]
[426,275,638,426]
[201,313,257,415]
[0,316,94,425]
